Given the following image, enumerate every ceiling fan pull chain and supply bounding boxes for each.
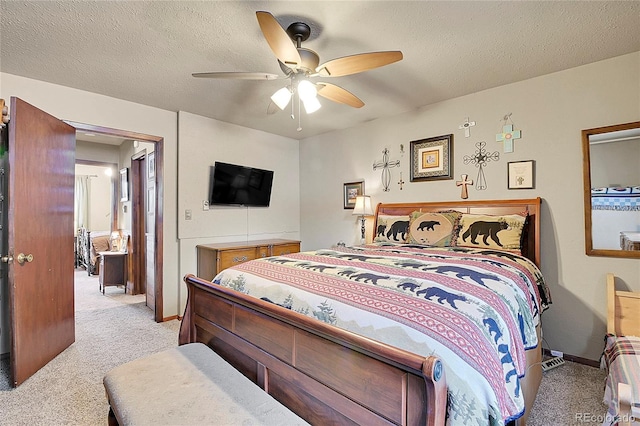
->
[297,95,302,131]
[291,89,295,120]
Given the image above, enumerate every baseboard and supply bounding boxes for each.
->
[542,348,600,368]
[162,315,179,322]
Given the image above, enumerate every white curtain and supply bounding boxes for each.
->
[74,175,89,231]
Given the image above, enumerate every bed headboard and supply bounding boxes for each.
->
[607,273,640,337]
[374,198,542,267]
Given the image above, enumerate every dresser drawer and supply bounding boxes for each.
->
[271,243,300,257]
[256,246,270,258]
[219,248,257,271]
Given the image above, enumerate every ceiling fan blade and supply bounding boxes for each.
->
[192,72,280,80]
[316,82,364,108]
[316,51,403,77]
[256,11,301,68]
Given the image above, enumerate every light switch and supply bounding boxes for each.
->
[185,209,192,220]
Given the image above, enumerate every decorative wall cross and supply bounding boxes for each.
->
[456,174,473,199]
[373,148,400,192]
[463,141,500,190]
[496,124,522,153]
[398,172,405,190]
[496,113,521,153]
[458,117,476,138]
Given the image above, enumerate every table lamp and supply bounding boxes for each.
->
[352,195,374,242]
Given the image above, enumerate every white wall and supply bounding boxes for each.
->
[177,111,300,313]
[299,52,640,361]
[0,73,180,328]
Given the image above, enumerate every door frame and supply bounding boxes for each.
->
[67,121,164,323]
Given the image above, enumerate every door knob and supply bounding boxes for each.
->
[1,255,13,264]
[16,253,33,264]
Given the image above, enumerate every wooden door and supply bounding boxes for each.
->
[6,97,75,386]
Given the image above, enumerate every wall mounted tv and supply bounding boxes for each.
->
[209,161,274,207]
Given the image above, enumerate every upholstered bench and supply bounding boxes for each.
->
[103,343,308,426]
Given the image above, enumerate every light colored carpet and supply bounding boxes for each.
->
[528,359,608,425]
[0,269,180,425]
[0,270,608,425]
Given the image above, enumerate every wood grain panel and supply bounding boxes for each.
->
[219,248,258,270]
[295,328,405,423]
[271,243,300,256]
[608,273,640,336]
[194,291,234,331]
[234,306,294,363]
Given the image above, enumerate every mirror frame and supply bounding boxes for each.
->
[582,121,640,258]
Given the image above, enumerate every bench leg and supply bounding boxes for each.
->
[108,407,119,426]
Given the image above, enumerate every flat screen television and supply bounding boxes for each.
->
[209,161,274,207]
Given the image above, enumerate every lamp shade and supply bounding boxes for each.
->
[352,195,374,216]
[297,79,317,101]
[302,96,321,114]
[271,87,292,110]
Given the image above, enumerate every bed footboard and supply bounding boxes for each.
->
[179,274,447,426]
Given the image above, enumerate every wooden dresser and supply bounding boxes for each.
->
[196,239,300,281]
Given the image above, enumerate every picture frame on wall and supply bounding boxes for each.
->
[120,168,129,201]
[148,151,155,179]
[507,160,535,189]
[343,181,364,209]
[410,134,453,181]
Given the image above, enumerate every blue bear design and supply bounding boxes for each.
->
[424,265,498,287]
[349,272,389,285]
[416,287,466,309]
[483,317,503,343]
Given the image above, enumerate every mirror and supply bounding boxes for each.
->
[582,121,640,258]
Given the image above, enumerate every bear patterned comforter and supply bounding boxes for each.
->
[212,243,551,426]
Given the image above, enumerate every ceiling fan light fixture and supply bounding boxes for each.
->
[297,79,317,102]
[302,96,322,114]
[271,86,292,110]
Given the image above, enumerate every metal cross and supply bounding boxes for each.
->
[458,117,476,138]
[463,141,500,190]
[398,172,405,190]
[373,148,400,192]
[456,174,473,199]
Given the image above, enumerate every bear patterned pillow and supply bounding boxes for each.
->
[374,215,410,243]
[456,213,527,254]
[407,211,461,247]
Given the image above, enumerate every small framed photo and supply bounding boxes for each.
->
[120,168,129,201]
[410,134,453,181]
[508,160,535,189]
[148,152,155,179]
[343,181,364,209]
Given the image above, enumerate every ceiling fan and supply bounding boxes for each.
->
[192,11,403,124]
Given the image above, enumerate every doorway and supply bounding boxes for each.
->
[70,121,164,322]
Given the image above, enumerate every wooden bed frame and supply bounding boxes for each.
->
[606,273,640,425]
[179,198,543,425]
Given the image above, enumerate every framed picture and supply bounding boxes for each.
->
[120,168,129,201]
[343,181,364,209]
[508,160,535,189]
[148,152,155,179]
[410,134,453,181]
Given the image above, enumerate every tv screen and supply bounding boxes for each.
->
[209,162,274,207]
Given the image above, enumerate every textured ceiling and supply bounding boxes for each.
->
[1,1,639,140]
